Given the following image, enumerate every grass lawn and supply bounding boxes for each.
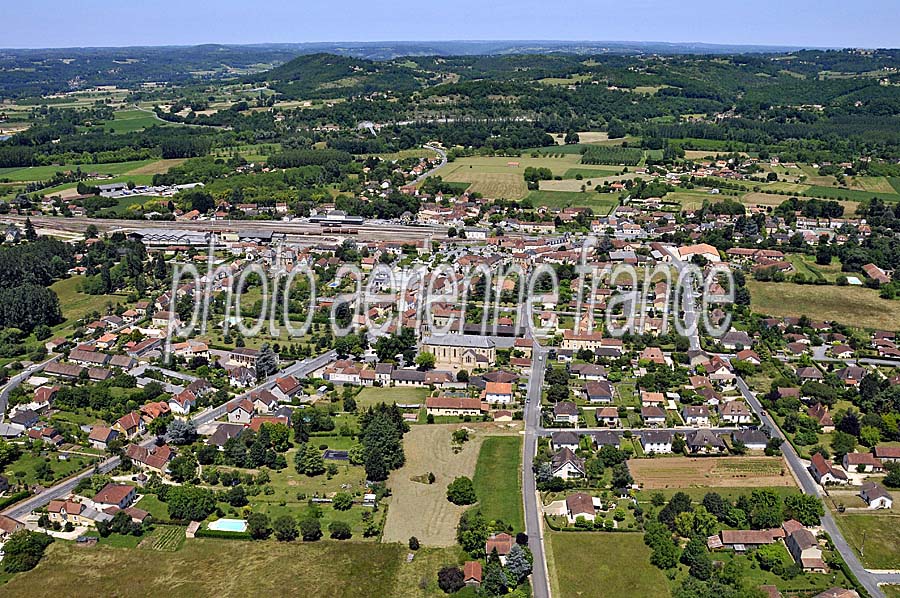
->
[51,276,127,327]
[0,538,422,597]
[834,513,900,569]
[472,436,524,531]
[883,586,900,598]
[747,280,900,331]
[355,386,428,409]
[3,451,97,486]
[546,532,670,598]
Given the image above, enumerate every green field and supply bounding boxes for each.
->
[747,280,900,331]
[524,190,618,213]
[546,532,670,598]
[0,159,157,182]
[805,185,900,203]
[3,451,98,486]
[561,167,621,179]
[50,276,128,328]
[97,109,169,134]
[355,386,428,409]
[472,436,524,531]
[834,513,900,569]
[0,538,455,598]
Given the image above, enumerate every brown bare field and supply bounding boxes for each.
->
[383,424,498,546]
[575,131,610,143]
[629,456,795,489]
[125,158,187,175]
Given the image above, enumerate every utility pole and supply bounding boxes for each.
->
[861,530,866,558]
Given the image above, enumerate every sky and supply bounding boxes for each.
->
[2,0,899,49]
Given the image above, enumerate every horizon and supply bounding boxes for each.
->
[4,0,899,49]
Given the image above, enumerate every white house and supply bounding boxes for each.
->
[640,430,673,454]
[860,482,893,509]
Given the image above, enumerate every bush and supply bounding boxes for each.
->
[300,517,322,541]
[332,492,353,511]
[409,536,420,550]
[328,520,352,540]
[446,476,477,505]
[437,566,465,594]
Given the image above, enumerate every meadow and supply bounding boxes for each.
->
[471,436,524,530]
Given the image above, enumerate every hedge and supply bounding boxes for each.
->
[0,490,31,511]
[194,528,253,541]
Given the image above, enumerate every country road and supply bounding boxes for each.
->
[523,345,550,598]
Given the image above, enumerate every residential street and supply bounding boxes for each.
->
[523,345,550,598]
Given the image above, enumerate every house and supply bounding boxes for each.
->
[92,483,136,509]
[10,409,38,428]
[485,532,514,563]
[207,423,244,449]
[551,431,580,452]
[125,443,173,473]
[227,399,254,424]
[590,430,621,448]
[140,401,171,423]
[682,405,711,427]
[272,375,303,402]
[842,452,883,473]
[860,482,893,509]
[565,492,597,523]
[834,366,866,386]
[0,514,24,540]
[483,381,513,404]
[584,380,614,403]
[874,445,900,463]
[33,386,59,410]
[732,429,768,451]
[113,411,145,439]
[425,396,483,417]
[639,346,666,365]
[551,448,585,479]
[464,561,482,588]
[686,429,727,454]
[807,404,835,433]
[595,407,620,427]
[228,366,256,388]
[718,529,779,550]
[641,406,666,427]
[228,347,263,369]
[813,590,860,598]
[251,389,279,413]
[797,366,824,382]
[719,400,753,424]
[640,430,673,454]
[553,402,579,425]
[47,500,91,526]
[640,391,666,408]
[734,349,761,365]
[785,528,827,572]
[809,452,849,485]
[168,390,196,415]
[87,426,118,450]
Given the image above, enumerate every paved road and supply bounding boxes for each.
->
[1,350,337,520]
[735,377,892,597]
[0,354,62,423]
[414,145,448,183]
[666,248,701,351]
[523,346,551,598]
[540,426,743,436]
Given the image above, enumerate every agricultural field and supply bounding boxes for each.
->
[97,109,168,134]
[382,424,485,546]
[0,159,158,182]
[437,154,589,199]
[546,532,670,598]
[747,280,900,331]
[628,456,795,490]
[138,525,186,552]
[784,254,850,283]
[0,539,425,598]
[833,513,900,569]
[524,189,618,214]
[471,436,524,530]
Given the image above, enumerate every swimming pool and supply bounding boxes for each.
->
[208,518,247,533]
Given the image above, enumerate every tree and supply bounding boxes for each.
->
[658,492,693,530]
[332,492,354,511]
[748,489,783,530]
[611,462,633,489]
[482,561,509,596]
[247,512,271,540]
[437,566,465,594]
[166,485,217,521]
[672,434,686,454]
[295,443,325,476]
[414,351,436,370]
[860,426,882,448]
[343,395,357,413]
[457,510,490,556]
[2,530,53,573]
[167,454,197,483]
[364,445,389,481]
[675,505,718,538]
[299,517,322,541]
[0,439,22,468]
[328,520,352,540]
[504,543,532,584]
[831,431,857,458]
[166,419,197,445]
[784,494,824,526]
[273,515,298,541]
[23,218,36,242]
[447,476,477,505]
[701,492,728,521]
[408,536,420,550]
[226,485,248,507]
[255,343,278,380]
